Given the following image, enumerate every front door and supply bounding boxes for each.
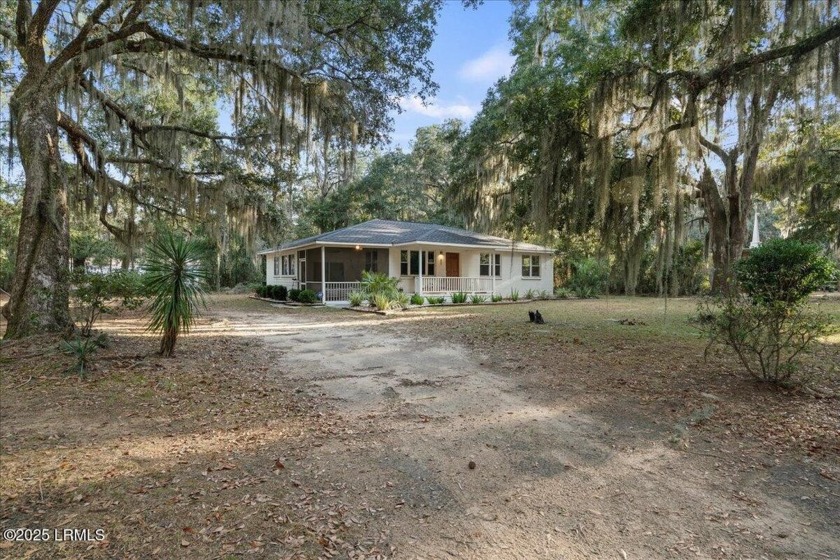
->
[445,252,459,277]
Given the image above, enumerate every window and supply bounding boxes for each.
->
[280,255,296,275]
[522,255,541,277]
[365,250,378,272]
[480,253,501,277]
[400,250,435,275]
[273,256,280,276]
[400,250,421,275]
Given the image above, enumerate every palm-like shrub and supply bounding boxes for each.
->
[394,292,410,309]
[372,293,395,311]
[144,234,208,357]
[360,271,399,298]
[348,291,365,307]
[451,291,468,304]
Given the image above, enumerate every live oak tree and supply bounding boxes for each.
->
[452,0,840,294]
[0,0,440,338]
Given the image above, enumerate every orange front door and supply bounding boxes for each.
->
[445,253,459,277]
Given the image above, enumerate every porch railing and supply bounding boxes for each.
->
[324,282,362,302]
[420,276,493,294]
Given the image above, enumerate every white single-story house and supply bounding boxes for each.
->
[259,219,554,303]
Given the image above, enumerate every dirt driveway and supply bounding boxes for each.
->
[210,301,840,560]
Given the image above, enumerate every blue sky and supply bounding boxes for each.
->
[389,1,516,149]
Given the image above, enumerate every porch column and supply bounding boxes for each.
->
[492,250,496,295]
[320,246,326,303]
[418,250,424,296]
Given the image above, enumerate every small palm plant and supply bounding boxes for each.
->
[144,233,208,357]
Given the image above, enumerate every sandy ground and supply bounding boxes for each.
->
[208,302,840,560]
[2,296,838,559]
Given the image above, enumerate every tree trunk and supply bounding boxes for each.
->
[698,167,732,293]
[2,80,73,338]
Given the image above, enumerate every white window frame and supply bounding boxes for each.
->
[479,253,501,277]
[400,250,421,276]
[273,255,280,276]
[281,255,296,276]
[521,255,541,278]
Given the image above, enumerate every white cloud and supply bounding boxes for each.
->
[458,46,515,83]
[399,96,476,120]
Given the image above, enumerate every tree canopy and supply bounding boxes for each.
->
[451,0,840,294]
[1,0,443,337]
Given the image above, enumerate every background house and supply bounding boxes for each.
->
[260,220,554,303]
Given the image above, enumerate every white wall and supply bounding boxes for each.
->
[386,246,553,296]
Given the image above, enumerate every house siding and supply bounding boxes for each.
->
[263,241,554,299]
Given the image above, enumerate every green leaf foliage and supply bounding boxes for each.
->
[736,239,838,306]
[144,234,208,357]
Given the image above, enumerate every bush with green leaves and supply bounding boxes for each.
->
[297,289,318,304]
[701,240,838,385]
[451,291,468,304]
[554,287,572,299]
[491,294,503,302]
[425,296,445,305]
[509,289,519,301]
[71,270,146,336]
[470,294,487,304]
[144,233,208,357]
[538,290,553,300]
[267,285,288,301]
[568,257,610,298]
[524,288,536,300]
[410,293,424,305]
[348,291,365,307]
[289,288,301,302]
[736,239,838,305]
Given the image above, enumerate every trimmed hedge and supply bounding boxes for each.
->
[298,289,317,304]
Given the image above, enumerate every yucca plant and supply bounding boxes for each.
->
[470,294,487,304]
[509,289,519,301]
[60,336,100,378]
[144,234,208,357]
[348,291,365,307]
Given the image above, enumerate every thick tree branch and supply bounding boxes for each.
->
[667,21,840,93]
[48,0,117,73]
[698,132,730,167]
[28,0,60,40]
[15,0,31,46]
[57,110,106,169]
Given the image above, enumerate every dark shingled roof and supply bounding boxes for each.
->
[259,219,553,254]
